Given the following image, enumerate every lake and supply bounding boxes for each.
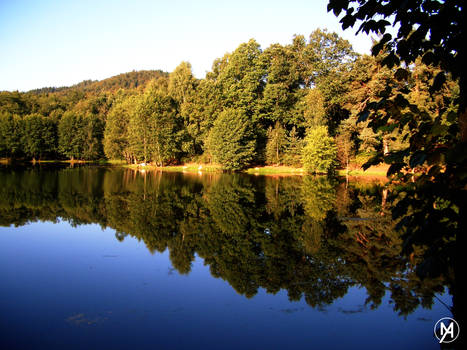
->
[0,165,452,349]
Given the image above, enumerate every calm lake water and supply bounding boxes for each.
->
[0,165,451,349]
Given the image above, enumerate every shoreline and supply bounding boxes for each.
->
[1,158,389,178]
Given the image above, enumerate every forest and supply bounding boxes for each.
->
[0,29,458,173]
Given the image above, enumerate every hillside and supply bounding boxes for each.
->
[0,69,169,117]
[27,70,168,95]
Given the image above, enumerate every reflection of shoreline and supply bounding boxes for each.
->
[0,166,449,317]
[338,175,388,183]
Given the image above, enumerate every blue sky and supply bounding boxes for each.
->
[0,0,372,91]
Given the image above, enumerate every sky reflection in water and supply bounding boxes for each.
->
[0,167,450,349]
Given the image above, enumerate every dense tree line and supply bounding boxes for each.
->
[1,29,457,172]
[0,70,166,161]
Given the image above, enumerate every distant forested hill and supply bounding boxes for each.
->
[27,70,168,95]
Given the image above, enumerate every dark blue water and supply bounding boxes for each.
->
[0,166,452,349]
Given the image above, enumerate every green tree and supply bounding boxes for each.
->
[336,128,354,172]
[303,29,357,135]
[22,114,57,160]
[302,126,337,174]
[58,111,85,160]
[216,39,266,120]
[302,88,326,128]
[82,114,104,160]
[283,126,303,166]
[128,83,180,165]
[104,93,134,162]
[147,88,180,165]
[0,92,29,115]
[127,94,150,163]
[0,112,23,158]
[265,122,287,165]
[208,108,256,170]
[303,29,357,88]
[182,78,222,157]
[334,51,412,160]
[41,116,58,158]
[168,61,197,105]
[168,62,198,157]
[258,43,304,128]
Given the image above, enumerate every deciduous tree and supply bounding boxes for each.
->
[208,108,256,170]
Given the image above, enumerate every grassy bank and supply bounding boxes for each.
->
[246,165,388,177]
[125,163,224,173]
[124,163,305,175]
[337,165,389,177]
[245,166,305,175]
[0,158,126,165]
[2,157,389,178]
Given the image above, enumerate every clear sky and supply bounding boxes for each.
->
[0,0,372,92]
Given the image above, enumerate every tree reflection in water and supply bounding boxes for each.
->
[0,165,450,317]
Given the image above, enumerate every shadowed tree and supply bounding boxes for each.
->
[328,1,465,342]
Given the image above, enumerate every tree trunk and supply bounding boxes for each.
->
[459,60,467,143]
[460,108,467,143]
[143,136,147,164]
[276,142,279,165]
[381,188,388,215]
[383,139,389,155]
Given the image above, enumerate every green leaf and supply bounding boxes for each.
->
[394,68,409,81]
[422,51,435,65]
[378,124,397,133]
[429,72,446,93]
[409,151,427,168]
[381,52,400,68]
[341,14,356,30]
[431,122,448,136]
[357,110,370,123]
[362,155,382,170]
[387,162,405,176]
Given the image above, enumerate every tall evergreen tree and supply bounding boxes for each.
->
[265,122,287,165]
